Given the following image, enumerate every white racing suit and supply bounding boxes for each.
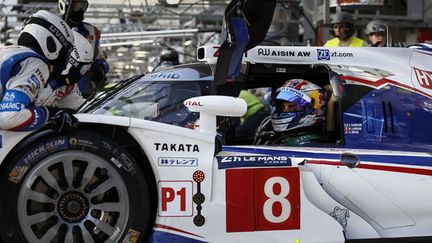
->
[0,46,84,131]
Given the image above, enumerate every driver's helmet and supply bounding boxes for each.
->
[365,20,387,35]
[17,10,74,80]
[59,31,93,85]
[58,0,88,23]
[271,79,327,132]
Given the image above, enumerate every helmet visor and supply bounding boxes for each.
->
[71,1,88,12]
[275,87,311,107]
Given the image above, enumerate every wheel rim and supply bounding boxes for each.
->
[17,151,130,243]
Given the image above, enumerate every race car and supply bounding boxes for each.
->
[2,0,432,242]
[1,42,432,242]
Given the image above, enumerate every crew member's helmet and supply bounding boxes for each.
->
[271,79,327,133]
[58,0,88,24]
[59,31,93,85]
[160,47,179,65]
[17,10,74,79]
[365,20,387,35]
[330,12,355,37]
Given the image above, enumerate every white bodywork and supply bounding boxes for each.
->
[2,45,432,242]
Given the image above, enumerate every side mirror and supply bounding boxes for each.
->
[184,95,247,134]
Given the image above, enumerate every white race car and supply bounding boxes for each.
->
[0,42,431,243]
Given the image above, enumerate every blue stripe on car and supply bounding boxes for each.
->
[222,146,432,167]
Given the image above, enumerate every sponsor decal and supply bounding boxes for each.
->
[329,206,350,230]
[413,67,432,90]
[9,138,68,183]
[2,91,15,101]
[159,180,193,217]
[317,49,354,60]
[110,153,137,176]
[154,143,199,152]
[192,171,205,226]
[158,157,198,167]
[35,69,45,84]
[122,228,141,243]
[422,101,432,111]
[257,48,311,57]
[27,74,41,92]
[344,123,362,134]
[69,138,98,150]
[49,25,70,48]
[183,100,203,107]
[149,72,181,79]
[68,55,80,68]
[58,21,70,37]
[217,156,291,169]
[213,46,248,58]
[278,87,312,102]
[317,49,331,60]
[0,102,21,111]
[331,51,354,58]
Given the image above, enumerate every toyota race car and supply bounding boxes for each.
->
[1,43,432,243]
[2,1,432,242]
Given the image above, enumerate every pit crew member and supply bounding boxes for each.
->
[0,10,79,132]
[324,12,367,47]
[59,0,109,99]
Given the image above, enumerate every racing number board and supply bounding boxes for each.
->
[226,168,300,232]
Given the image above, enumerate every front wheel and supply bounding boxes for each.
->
[0,131,154,243]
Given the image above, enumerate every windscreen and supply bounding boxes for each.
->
[88,80,211,128]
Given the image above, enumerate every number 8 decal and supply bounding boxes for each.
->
[226,168,300,232]
[263,177,291,223]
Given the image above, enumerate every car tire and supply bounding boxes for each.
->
[0,130,153,243]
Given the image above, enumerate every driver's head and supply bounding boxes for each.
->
[58,0,88,24]
[271,79,327,133]
[331,12,355,41]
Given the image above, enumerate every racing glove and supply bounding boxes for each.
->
[46,107,79,133]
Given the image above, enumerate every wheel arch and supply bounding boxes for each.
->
[0,123,158,240]
[78,123,158,227]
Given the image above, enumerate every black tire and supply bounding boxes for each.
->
[0,130,154,243]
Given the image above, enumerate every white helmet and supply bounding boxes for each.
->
[18,10,74,79]
[60,31,94,85]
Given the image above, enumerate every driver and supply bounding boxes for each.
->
[254,79,327,145]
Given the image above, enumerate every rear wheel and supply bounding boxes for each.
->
[0,130,154,243]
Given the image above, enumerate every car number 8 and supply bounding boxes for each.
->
[263,176,291,223]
